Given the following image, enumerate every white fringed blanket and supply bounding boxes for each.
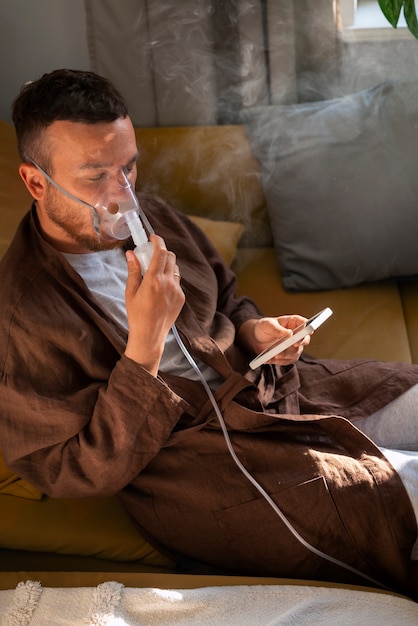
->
[1,580,418,625]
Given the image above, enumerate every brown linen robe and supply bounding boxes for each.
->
[1,197,418,596]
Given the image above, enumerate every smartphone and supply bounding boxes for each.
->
[249,307,333,370]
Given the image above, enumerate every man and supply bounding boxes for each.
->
[1,69,418,598]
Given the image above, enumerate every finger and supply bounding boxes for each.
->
[147,236,180,281]
[125,250,142,296]
[293,333,311,349]
[147,234,168,273]
[163,250,177,275]
[269,341,305,365]
[278,314,307,331]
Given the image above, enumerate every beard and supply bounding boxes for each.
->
[43,184,129,252]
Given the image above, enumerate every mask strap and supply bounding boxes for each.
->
[30,160,100,237]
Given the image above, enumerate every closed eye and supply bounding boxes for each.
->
[88,172,107,183]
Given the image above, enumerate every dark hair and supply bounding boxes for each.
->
[12,69,129,167]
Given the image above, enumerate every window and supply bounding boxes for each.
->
[340,0,417,40]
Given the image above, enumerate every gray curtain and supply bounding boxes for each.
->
[85,0,341,127]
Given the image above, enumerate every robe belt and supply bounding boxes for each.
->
[195,371,257,424]
[165,371,258,446]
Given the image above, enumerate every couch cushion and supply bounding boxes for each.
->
[243,81,418,291]
[187,215,244,266]
[0,120,32,258]
[135,125,270,247]
[233,248,412,363]
[0,450,42,500]
[1,450,167,565]
[399,281,418,364]
[0,491,174,566]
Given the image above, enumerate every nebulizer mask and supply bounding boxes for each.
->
[92,167,154,271]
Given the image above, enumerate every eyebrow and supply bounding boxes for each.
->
[78,150,140,171]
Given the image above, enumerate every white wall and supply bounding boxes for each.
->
[0,0,90,122]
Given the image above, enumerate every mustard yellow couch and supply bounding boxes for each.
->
[1,119,418,588]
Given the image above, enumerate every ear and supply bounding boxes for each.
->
[19,163,48,200]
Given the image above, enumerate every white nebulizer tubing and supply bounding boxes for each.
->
[126,211,392,593]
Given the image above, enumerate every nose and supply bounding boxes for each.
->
[116,168,131,189]
[105,169,132,205]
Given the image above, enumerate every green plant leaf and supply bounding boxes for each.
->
[378,0,403,26]
[403,0,418,37]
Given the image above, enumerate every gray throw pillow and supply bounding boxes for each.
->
[242,81,418,291]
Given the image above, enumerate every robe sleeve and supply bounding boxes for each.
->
[1,350,188,497]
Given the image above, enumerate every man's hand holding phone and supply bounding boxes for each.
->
[249,308,333,370]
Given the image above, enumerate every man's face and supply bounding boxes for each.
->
[35,117,139,253]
